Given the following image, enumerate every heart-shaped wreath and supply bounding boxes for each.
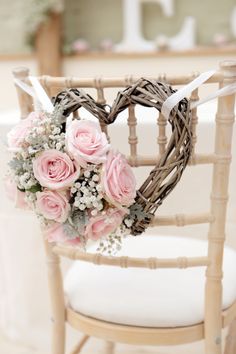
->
[7,78,192,253]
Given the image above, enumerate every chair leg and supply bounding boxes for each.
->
[104,341,115,354]
[224,319,236,354]
[51,296,65,354]
[51,318,65,354]
[44,240,66,354]
[70,335,90,354]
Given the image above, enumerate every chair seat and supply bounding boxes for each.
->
[64,235,236,328]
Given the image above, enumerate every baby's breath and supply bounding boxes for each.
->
[71,165,104,212]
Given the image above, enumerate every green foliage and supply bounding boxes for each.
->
[70,208,89,234]
[26,184,42,193]
[129,203,152,222]
[62,222,79,239]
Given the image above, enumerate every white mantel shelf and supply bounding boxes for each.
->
[66,46,236,60]
[0,46,236,61]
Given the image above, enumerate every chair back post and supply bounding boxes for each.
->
[12,67,33,119]
[44,238,66,354]
[205,60,236,354]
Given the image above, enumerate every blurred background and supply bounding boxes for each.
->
[0,0,236,111]
[0,1,236,353]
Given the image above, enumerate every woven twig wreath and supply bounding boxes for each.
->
[54,78,193,235]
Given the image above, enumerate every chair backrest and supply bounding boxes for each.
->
[12,61,236,344]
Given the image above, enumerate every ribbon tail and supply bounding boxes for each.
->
[191,82,236,109]
[14,78,36,98]
[161,70,216,119]
[14,77,54,114]
[29,76,54,113]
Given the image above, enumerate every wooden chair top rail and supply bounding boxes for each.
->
[11,70,223,89]
[53,244,210,269]
[35,72,222,89]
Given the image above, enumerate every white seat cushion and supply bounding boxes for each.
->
[64,235,236,327]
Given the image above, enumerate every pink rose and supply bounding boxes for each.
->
[65,120,110,167]
[85,208,124,241]
[44,222,82,246]
[4,177,30,209]
[33,149,80,190]
[72,39,90,53]
[102,150,136,207]
[7,111,45,149]
[36,190,70,222]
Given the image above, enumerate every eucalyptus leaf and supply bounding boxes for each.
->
[26,184,42,193]
[71,209,88,234]
[9,158,24,173]
[62,222,79,239]
[129,202,152,222]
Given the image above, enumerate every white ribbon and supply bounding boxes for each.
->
[191,81,236,109]
[14,78,35,98]
[14,76,54,113]
[29,76,54,113]
[161,70,216,119]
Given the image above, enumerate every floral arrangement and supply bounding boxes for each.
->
[6,105,138,253]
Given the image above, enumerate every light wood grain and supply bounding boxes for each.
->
[53,244,210,269]
[35,72,223,88]
[224,319,236,354]
[66,302,236,347]
[204,60,236,354]
[35,12,62,77]
[70,335,90,354]
[43,240,65,354]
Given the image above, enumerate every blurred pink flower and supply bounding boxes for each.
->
[44,222,82,246]
[72,39,90,53]
[7,112,45,149]
[4,176,29,209]
[100,38,114,52]
[85,208,124,241]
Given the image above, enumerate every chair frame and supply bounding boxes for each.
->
[12,60,236,354]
